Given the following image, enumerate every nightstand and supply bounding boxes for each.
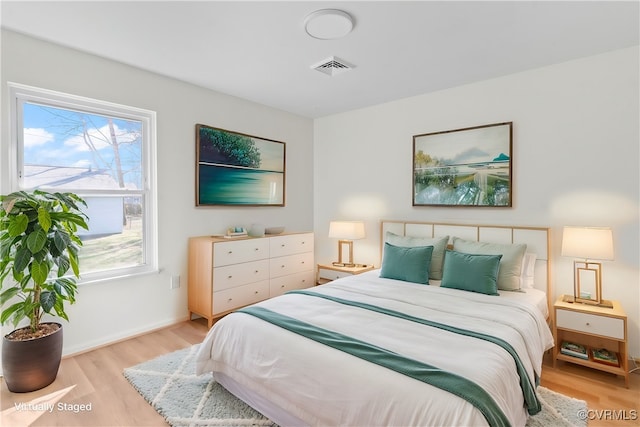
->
[553,295,629,387]
[316,263,375,285]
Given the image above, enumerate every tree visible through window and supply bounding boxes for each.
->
[10,83,157,281]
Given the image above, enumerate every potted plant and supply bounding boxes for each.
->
[0,190,88,392]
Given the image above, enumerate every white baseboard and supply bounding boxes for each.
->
[61,316,190,358]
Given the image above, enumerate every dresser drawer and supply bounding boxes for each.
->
[213,280,269,314]
[213,259,269,291]
[270,252,314,278]
[213,239,269,267]
[556,309,624,340]
[269,233,314,258]
[270,271,315,297]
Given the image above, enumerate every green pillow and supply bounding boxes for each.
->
[452,237,526,291]
[385,232,449,280]
[441,250,502,295]
[380,242,433,284]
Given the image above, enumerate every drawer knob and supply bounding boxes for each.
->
[281,265,285,268]
[281,244,285,247]
[227,298,233,302]
[228,251,233,254]
[280,284,285,288]
[586,322,590,326]
[254,291,259,294]
[228,275,232,279]
[255,270,259,273]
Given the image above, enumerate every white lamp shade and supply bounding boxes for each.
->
[328,221,365,240]
[561,226,614,260]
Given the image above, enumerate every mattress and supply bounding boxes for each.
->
[196,270,554,426]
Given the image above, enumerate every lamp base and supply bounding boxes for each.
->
[562,294,614,309]
[332,262,368,269]
[598,299,614,309]
[332,261,355,268]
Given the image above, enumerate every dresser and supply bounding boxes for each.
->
[188,232,314,327]
[553,295,629,387]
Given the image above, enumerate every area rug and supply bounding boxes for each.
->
[124,344,587,427]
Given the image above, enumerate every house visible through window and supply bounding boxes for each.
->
[9,83,157,282]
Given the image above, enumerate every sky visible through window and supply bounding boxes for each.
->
[22,102,142,190]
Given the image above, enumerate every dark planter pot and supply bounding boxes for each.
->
[2,322,63,393]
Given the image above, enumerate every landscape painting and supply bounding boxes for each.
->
[413,122,512,207]
[196,124,285,206]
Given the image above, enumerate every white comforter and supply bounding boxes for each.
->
[196,270,554,427]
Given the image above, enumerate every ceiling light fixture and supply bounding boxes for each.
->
[304,9,354,40]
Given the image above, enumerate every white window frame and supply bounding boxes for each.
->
[8,82,158,284]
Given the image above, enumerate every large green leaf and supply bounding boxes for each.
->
[40,291,56,312]
[54,255,71,277]
[37,207,52,232]
[68,248,80,277]
[54,278,77,303]
[1,302,25,327]
[26,229,47,253]
[7,214,28,237]
[13,246,32,273]
[0,287,20,305]
[53,298,69,321]
[30,259,50,285]
[0,237,14,260]
[53,230,70,253]
[50,212,89,231]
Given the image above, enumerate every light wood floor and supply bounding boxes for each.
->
[2,318,638,427]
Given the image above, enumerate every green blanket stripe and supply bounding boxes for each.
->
[238,305,512,427]
[288,289,541,416]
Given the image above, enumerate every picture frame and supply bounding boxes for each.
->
[413,122,513,207]
[196,124,286,206]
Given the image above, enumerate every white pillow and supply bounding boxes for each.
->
[451,237,527,291]
[520,253,537,289]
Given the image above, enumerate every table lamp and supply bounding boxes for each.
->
[561,226,614,307]
[328,221,365,267]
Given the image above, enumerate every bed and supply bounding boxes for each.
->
[196,221,555,426]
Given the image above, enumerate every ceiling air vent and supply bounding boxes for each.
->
[311,56,354,76]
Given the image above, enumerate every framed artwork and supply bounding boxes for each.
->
[196,124,285,206]
[413,122,512,207]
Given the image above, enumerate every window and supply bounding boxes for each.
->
[9,83,157,283]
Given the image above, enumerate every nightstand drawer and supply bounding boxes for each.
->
[556,309,624,340]
[318,268,352,281]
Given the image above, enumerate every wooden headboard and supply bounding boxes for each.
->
[380,220,552,310]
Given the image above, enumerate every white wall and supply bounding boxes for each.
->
[0,30,314,356]
[2,29,638,363]
[314,47,640,357]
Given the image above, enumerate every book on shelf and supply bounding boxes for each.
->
[560,341,588,359]
[591,348,620,367]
